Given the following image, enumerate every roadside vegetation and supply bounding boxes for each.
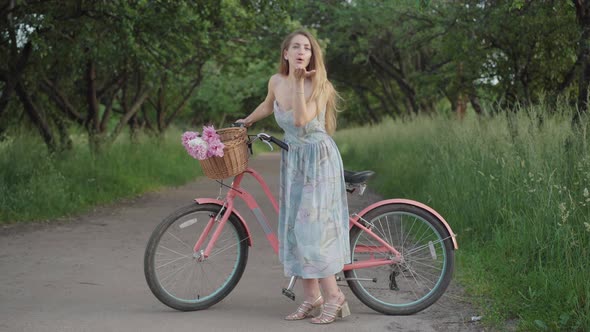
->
[0,129,202,223]
[336,104,590,331]
[3,1,590,330]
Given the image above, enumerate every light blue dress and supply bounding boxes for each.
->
[274,100,350,278]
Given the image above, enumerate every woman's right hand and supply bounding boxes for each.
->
[234,119,251,128]
[293,65,316,82]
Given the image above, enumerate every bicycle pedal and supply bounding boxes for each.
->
[282,288,296,301]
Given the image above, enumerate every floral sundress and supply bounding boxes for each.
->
[274,100,350,278]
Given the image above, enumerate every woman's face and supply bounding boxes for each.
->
[284,34,312,69]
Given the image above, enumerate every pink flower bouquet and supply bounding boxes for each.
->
[182,125,225,160]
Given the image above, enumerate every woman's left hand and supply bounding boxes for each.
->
[293,65,316,81]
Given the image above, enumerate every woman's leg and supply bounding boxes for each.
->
[311,275,349,324]
[318,275,342,303]
[301,278,321,302]
[285,278,323,320]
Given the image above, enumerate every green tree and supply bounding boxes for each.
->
[571,0,590,124]
[294,0,580,120]
[184,0,297,128]
[1,0,295,152]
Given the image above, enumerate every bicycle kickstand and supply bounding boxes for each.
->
[282,276,298,301]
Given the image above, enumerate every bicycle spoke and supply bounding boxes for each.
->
[410,225,437,249]
[356,234,389,259]
[157,245,190,259]
[385,215,394,248]
[398,261,422,301]
[345,207,454,314]
[198,261,213,296]
[406,258,443,273]
[165,229,193,250]
[373,217,390,245]
[403,263,437,288]
[405,236,451,256]
[145,205,249,309]
[156,255,191,270]
[208,236,248,258]
[185,263,197,301]
[401,218,418,256]
[413,262,442,279]
[159,260,192,285]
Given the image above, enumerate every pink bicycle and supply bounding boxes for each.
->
[144,132,458,315]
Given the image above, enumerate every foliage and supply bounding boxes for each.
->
[0,128,202,223]
[336,105,590,331]
[3,1,590,146]
[291,0,580,123]
[3,3,590,329]
[0,0,295,151]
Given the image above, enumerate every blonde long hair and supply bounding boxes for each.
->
[278,30,340,135]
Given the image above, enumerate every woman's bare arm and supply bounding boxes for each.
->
[238,75,278,127]
[292,68,319,127]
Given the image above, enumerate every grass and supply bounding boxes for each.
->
[335,108,590,331]
[0,129,203,223]
[2,105,588,330]
[0,126,282,224]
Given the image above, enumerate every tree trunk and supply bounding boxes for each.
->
[141,105,154,132]
[86,60,103,152]
[573,0,590,125]
[110,89,150,140]
[86,60,100,132]
[469,94,483,115]
[456,93,467,120]
[164,77,203,130]
[128,113,140,142]
[40,78,85,124]
[353,86,379,123]
[0,80,14,119]
[14,80,57,151]
[100,93,116,133]
[156,83,166,133]
[369,55,419,114]
[50,111,73,151]
[576,39,590,123]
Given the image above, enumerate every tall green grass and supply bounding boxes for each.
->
[336,109,590,331]
[0,129,202,223]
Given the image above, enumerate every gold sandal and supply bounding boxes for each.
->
[310,294,350,324]
[284,295,323,320]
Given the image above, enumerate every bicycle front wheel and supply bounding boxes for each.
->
[344,204,454,315]
[144,204,249,311]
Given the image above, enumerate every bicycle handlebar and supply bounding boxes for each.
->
[268,136,289,151]
[252,133,289,151]
[231,123,289,152]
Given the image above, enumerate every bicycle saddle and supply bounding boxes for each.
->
[343,170,375,184]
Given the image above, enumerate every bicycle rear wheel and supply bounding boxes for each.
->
[144,204,249,311]
[344,204,454,315]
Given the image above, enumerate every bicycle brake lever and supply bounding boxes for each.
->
[262,140,274,152]
[256,133,274,152]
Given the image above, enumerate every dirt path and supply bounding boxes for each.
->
[0,153,483,332]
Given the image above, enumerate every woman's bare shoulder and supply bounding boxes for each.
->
[269,73,285,85]
[268,74,286,96]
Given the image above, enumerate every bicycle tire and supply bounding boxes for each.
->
[344,204,454,315]
[144,203,249,311]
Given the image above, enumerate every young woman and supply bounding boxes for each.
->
[236,30,350,324]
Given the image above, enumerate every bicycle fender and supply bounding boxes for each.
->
[194,198,253,246]
[351,199,458,250]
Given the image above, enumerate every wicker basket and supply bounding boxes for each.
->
[199,127,249,179]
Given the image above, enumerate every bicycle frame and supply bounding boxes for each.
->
[192,167,433,271]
